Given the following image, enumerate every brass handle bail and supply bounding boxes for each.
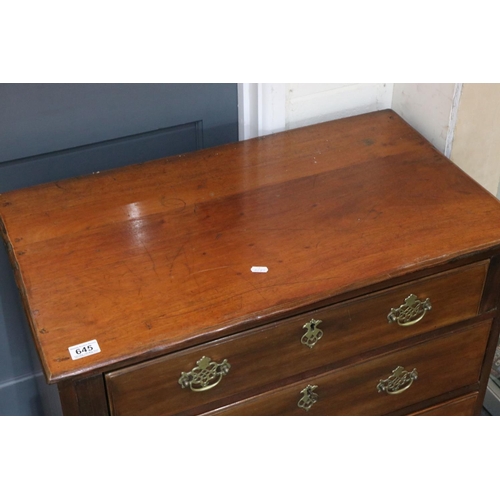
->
[377,365,418,395]
[178,356,231,392]
[387,294,432,326]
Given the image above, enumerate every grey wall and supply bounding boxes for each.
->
[0,84,238,415]
[0,83,237,162]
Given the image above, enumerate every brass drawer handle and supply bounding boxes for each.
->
[387,294,432,326]
[178,356,231,392]
[302,319,323,348]
[377,365,418,395]
[298,384,318,411]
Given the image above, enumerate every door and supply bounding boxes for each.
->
[0,84,239,415]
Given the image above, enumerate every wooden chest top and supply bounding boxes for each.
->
[2,109,500,383]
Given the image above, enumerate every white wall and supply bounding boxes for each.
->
[238,83,393,139]
[285,83,393,129]
[392,83,500,196]
[450,84,500,196]
[391,83,458,154]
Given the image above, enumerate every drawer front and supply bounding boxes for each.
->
[205,321,491,416]
[410,393,478,416]
[106,261,487,416]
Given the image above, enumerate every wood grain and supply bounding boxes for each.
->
[2,109,500,388]
[205,320,491,416]
[57,374,108,416]
[410,393,478,416]
[105,261,487,416]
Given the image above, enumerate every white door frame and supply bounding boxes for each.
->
[237,83,286,140]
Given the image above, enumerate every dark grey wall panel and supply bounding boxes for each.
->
[0,245,38,381]
[0,83,238,163]
[0,375,43,416]
[0,121,202,192]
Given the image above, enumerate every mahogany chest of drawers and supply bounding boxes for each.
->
[2,110,500,416]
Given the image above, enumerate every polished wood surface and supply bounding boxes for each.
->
[58,374,108,416]
[2,109,500,416]
[205,320,491,416]
[2,110,500,385]
[411,393,478,416]
[105,261,487,416]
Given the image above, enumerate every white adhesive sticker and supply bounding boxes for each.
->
[68,339,101,360]
[251,266,268,273]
